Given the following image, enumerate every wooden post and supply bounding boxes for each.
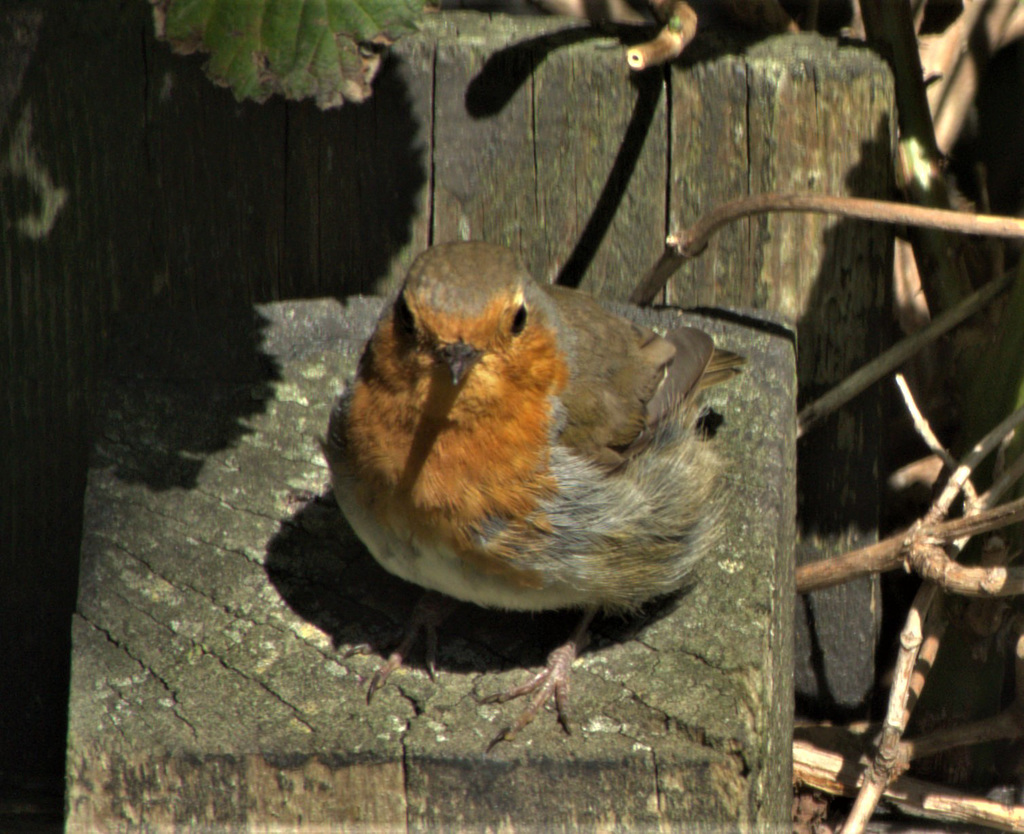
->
[66,300,794,830]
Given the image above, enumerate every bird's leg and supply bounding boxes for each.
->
[346,591,458,702]
[483,608,596,752]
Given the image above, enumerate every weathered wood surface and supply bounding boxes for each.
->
[663,33,895,713]
[66,299,794,831]
[1,3,894,818]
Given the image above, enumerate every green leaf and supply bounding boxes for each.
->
[151,0,424,108]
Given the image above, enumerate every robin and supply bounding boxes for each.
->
[322,241,742,749]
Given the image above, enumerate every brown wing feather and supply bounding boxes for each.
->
[542,285,744,467]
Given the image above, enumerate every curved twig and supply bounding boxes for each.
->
[626,1,697,70]
[630,192,1024,305]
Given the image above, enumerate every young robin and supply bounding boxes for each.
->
[322,241,742,749]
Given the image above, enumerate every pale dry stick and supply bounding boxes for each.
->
[903,603,946,727]
[796,271,1015,437]
[930,401,1024,525]
[630,193,1024,305]
[894,374,958,471]
[804,404,1023,829]
[794,739,1024,831]
[842,583,941,834]
[894,373,979,507]
[910,0,926,34]
[926,497,1024,544]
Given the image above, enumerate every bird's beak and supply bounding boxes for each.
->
[436,341,483,386]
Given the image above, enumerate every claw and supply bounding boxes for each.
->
[367,649,406,703]
[482,609,595,751]
[356,592,457,699]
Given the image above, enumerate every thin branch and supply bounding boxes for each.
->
[630,193,1024,305]
[903,709,1024,762]
[796,494,1024,593]
[927,1,1024,153]
[924,496,1024,542]
[981,450,1024,509]
[912,542,1024,598]
[843,584,941,834]
[794,739,1024,831]
[799,624,1024,830]
[893,373,979,506]
[905,607,946,726]
[894,374,959,472]
[795,269,1015,436]
[930,402,1024,524]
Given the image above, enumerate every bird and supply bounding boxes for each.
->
[321,240,742,750]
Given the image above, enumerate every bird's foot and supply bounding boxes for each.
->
[345,591,457,702]
[482,609,595,752]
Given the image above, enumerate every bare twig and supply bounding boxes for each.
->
[931,402,1024,524]
[800,623,1024,829]
[796,271,1015,437]
[895,374,959,472]
[905,605,946,727]
[903,709,1024,762]
[894,373,979,508]
[630,193,1024,305]
[982,451,1024,509]
[798,388,1024,591]
[888,454,943,494]
[843,584,942,834]
[796,494,1024,594]
[913,542,1024,598]
[795,738,1024,831]
[807,378,1024,831]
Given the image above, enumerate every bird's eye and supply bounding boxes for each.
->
[394,294,415,337]
[511,304,527,336]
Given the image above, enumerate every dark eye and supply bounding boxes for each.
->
[394,294,415,336]
[511,304,527,335]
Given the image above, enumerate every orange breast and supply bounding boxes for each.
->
[344,318,569,584]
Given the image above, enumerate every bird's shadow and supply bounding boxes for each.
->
[263,491,682,679]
